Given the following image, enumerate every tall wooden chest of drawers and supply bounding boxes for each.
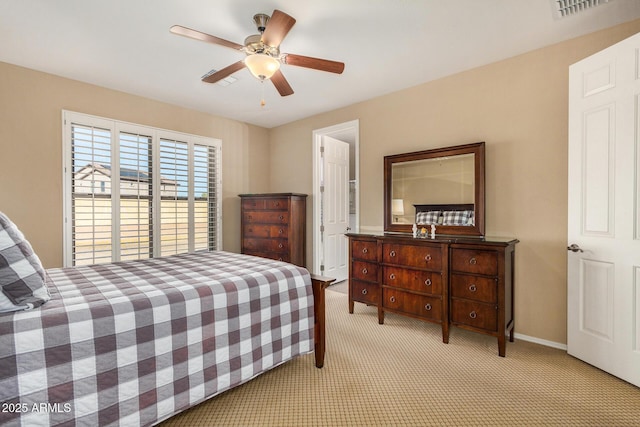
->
[239,193,307,267]
[346,233,517,356]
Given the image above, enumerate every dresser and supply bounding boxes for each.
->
[347,233,517,356]
[239,193,307,267]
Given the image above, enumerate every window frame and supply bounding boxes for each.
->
[62,110,222,267]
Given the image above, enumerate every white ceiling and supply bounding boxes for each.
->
[2,0,640,128]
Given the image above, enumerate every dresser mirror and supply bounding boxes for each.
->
[384,142,485,236]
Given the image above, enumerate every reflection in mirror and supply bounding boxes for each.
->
[384,142,485,236]
[391,154,475,225]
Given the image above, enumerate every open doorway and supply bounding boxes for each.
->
[312,120,359,281]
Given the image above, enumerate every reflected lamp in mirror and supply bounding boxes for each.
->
[392,199,405,222]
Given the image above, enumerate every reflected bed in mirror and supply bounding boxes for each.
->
[384,142,485,236]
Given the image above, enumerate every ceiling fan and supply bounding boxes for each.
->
[170,9,345,97]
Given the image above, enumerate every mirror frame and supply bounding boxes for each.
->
[384,141,485,236]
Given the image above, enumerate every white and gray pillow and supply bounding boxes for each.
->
[442,210,472,226]
[416,210,441,225]
[0,212,50,312]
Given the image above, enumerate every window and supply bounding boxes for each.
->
[62,111,222,267]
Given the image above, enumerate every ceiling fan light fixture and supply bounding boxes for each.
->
[245,53,280,80]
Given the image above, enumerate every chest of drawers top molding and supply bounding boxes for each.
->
[346,232,518,357]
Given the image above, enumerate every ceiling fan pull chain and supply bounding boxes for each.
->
[260,79,266,107]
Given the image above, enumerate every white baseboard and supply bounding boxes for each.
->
[514,332,567,351]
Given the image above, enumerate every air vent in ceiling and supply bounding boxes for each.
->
[202,69,238,86]
[551,0,611,19]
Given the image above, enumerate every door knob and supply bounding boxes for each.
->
[567,244,584,253]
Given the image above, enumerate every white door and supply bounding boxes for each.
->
[321,136,349,282]
[568,31,640,387]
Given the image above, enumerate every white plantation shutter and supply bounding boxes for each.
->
[158,138,222,256]
[119,131,153,261]
[159,138,189,256]
[69,123,113,266]
[194,143,221,251]
[63,111,222,267]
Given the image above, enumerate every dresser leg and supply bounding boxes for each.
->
[378,307,385,324]
[349,299,354,314]
[498,335,506,357]
[441,323,449,344]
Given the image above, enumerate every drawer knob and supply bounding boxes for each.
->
[469,311,477,319]
[389,250,396,257]
[362,289,368,295]
[279,215,284,221]
[469,284,477,292]
[424,303,432,311]
[278,243,283,249]
[362,247,368,254]
[248,215,252,220]
[389,273,396,280]
[362,268,368,275]
[424,254,432,262]
[279,229,284,234]
[278,257,283,261]
[469,257,477,265]
[390,296,396,303]
[425,279,432,286]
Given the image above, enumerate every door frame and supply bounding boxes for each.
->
[312,120,360,276]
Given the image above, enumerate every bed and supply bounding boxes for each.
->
[414,203,475,226]
[0,245,329,426]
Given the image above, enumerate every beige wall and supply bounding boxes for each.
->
[268,19,640,345]
[2,19,640,346]
[0,61,270,268]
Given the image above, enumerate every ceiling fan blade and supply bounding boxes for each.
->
[170,25,243,51]
[261,10,296,48]
[283,54,345,74]
[202,61,246,84]
[270,70,294,96]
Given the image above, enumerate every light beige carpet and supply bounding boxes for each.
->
[161,289,640,426]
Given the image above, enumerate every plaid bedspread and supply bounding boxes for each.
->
[0,251,314,426]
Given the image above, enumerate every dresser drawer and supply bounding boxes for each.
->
[351,280,379,305]
[265,198,289,210]
[352,260,378,282]
[450,248,497,276]
[244,211,290,224]
[450,274,496,303]
[382,243,442,270]
[383,288,442,321]
[382,266,442,295]
[351,239,377,262]
[241,197,289,211]
[242,198,267,210]
[450,299,497,331]
[243,250,290,263]
[244,224,288,239]
[243,238,288,253]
